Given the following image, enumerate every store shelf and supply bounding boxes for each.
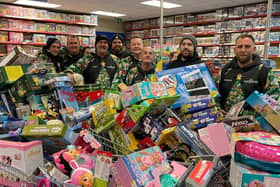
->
[201,56,233,58]
[198,44,221,47]
[0,28,95,37]
[0,14,97,26]
[126,12,280,31]
[0,41,94,47]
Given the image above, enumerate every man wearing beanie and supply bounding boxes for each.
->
[60,35,84,71]
[110,34,129,59]
[65,35,118,89]
[167,35,202,69]
[37,37,63,73]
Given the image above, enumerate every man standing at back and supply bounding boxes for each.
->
[60,35,84,71]
[167,35,202,69]
[110,34,129,59]
[218,34,280,112]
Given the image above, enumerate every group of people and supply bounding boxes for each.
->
[38,33,280,113]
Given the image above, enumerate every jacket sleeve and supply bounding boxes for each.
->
[64,55,91,74]
[264,69,280,101]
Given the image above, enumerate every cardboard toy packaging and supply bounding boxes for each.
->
[246,91,280,133]
[230,161,280,187]
[156,63,219,109]
[198,123,230,157]
[0,140,43,175]
[120,81,169,107]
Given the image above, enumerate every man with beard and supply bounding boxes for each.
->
[60,35,84,71]
[65,35,118,89]
[218,34,280,112]
[166,35,202,69]
[125,47,156,86]
[37,37,62,73]
[110,34,129,59]
[116,37,144,82]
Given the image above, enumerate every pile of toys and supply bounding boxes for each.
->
[0,57,279,186]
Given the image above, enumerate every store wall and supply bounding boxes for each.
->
[96,17,125,33]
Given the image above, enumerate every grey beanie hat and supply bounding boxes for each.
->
[180,35,198,49]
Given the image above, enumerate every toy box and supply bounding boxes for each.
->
[0,140,43,175]
[156,108,181,128]
[120,81,169,107]
[183,156,219,187]
[116,104,149,133]
[21,119,66,137]
[125,146,171,186]
[181,107,219,121]
[179,96,216,114]
[223,115,261,132]
[8,73,50,102]
[198,123,230,157]
[230,161,280,187]
[246,91,280,133]
[110,157,142,187]
[91,98,117,133]
[156,63,219,109]
[139,114,164,142]
[175,122,213,155]
[141,94,180,116]
[0,64,30,89]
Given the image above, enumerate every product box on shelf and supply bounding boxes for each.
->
[0,140,43,175]
[230,161,280,187]
[246,91,280,133]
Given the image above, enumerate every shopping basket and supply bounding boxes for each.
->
[0,161,38,187]
[87,128,132,159]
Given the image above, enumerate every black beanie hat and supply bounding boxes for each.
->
[180,35,197,49]
[111,34,125,45]
[46,38,60,50]
[95,35,109,46]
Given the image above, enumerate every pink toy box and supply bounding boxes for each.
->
[0,140,43,175]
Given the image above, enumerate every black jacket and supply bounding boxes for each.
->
[61,48,84,71]
[127,65,155,86]
[166,52,202,69]
[111,50,130,59]
[83,53,118,84]
[219,54,270,109]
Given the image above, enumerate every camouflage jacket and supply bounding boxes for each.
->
[65,53,119,89]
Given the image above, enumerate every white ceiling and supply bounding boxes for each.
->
[0,0,266,21]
